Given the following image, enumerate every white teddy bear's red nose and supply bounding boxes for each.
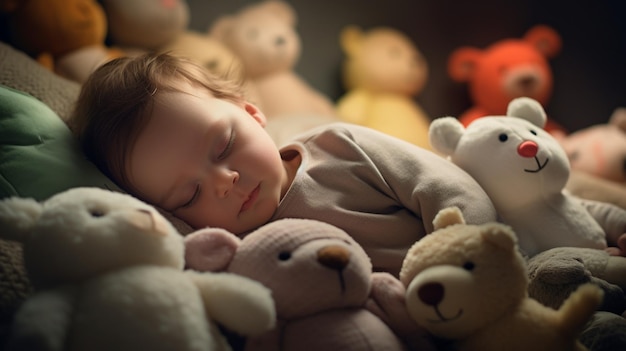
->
[518,140,538,158]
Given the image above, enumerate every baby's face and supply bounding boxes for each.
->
[128,84,290,234]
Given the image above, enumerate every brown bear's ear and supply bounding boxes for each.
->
[340,25,363,57]
[524,25,562,59]
[433,206,465,230]
[447,47,481,82]
[481,224,517,251]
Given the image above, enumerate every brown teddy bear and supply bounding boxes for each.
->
[400,206,603,351]
[0,0,124,83]
[448,25,564,134]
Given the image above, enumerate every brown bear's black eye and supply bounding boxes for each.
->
[278,251,291,261]
[463,261,475,271]
[498,133,508,142]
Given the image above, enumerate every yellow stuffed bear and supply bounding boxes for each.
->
[400,206,603,351]
[337,26,431,149]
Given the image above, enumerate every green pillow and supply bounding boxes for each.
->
[0,85,121,201]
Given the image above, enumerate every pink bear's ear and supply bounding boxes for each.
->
[184,228,241,272]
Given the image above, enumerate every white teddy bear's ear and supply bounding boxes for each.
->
[506,97,547,128]
[429,117,465,156]
[0,197,42,242]
[432,206,465,231]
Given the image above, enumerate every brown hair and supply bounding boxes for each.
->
[70,52,244,193]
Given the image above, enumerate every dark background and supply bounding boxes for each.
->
[187,0,626,132]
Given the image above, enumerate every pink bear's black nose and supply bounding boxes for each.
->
[418,282,445,306]
[317,245,350,271]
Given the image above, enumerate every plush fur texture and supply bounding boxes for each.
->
[429,97,626,257]
[336,26,431,149]
[184,218,436,351]
[527,247,626,315]
[400,206,603,351]
[0,187,275,351]
[448,25,564,133]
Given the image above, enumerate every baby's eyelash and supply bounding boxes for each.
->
[180,184,200,209]
[217,130,235,160]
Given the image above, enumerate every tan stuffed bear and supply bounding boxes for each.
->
[400,206,603,351]
[337,26,432,149]
[209,0,336,121]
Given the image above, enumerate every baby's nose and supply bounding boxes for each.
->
[215,169,239,198]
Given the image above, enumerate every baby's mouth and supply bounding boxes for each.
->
[240,185,260,212]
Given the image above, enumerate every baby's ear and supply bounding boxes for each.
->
[184,228,241,272]
[244,102,267,127]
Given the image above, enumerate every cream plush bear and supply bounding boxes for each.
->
[400,206,603,351]
[337,26,431,149]
[209,0,336,121]
[184,218,436,351]
[429,97,626,257]
[0,187,275,351]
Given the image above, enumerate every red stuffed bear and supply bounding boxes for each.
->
[448,25,564,133]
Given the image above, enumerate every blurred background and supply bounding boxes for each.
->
[187,0,626,131]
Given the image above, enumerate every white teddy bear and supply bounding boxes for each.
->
[429,97,626,257]
[0,187,275,351]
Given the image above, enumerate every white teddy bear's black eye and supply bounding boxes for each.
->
[89,208,105,217]
[463,261,475,271]
[498,133,508,142]
[530,130,537,135]
[278,251,292,261]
